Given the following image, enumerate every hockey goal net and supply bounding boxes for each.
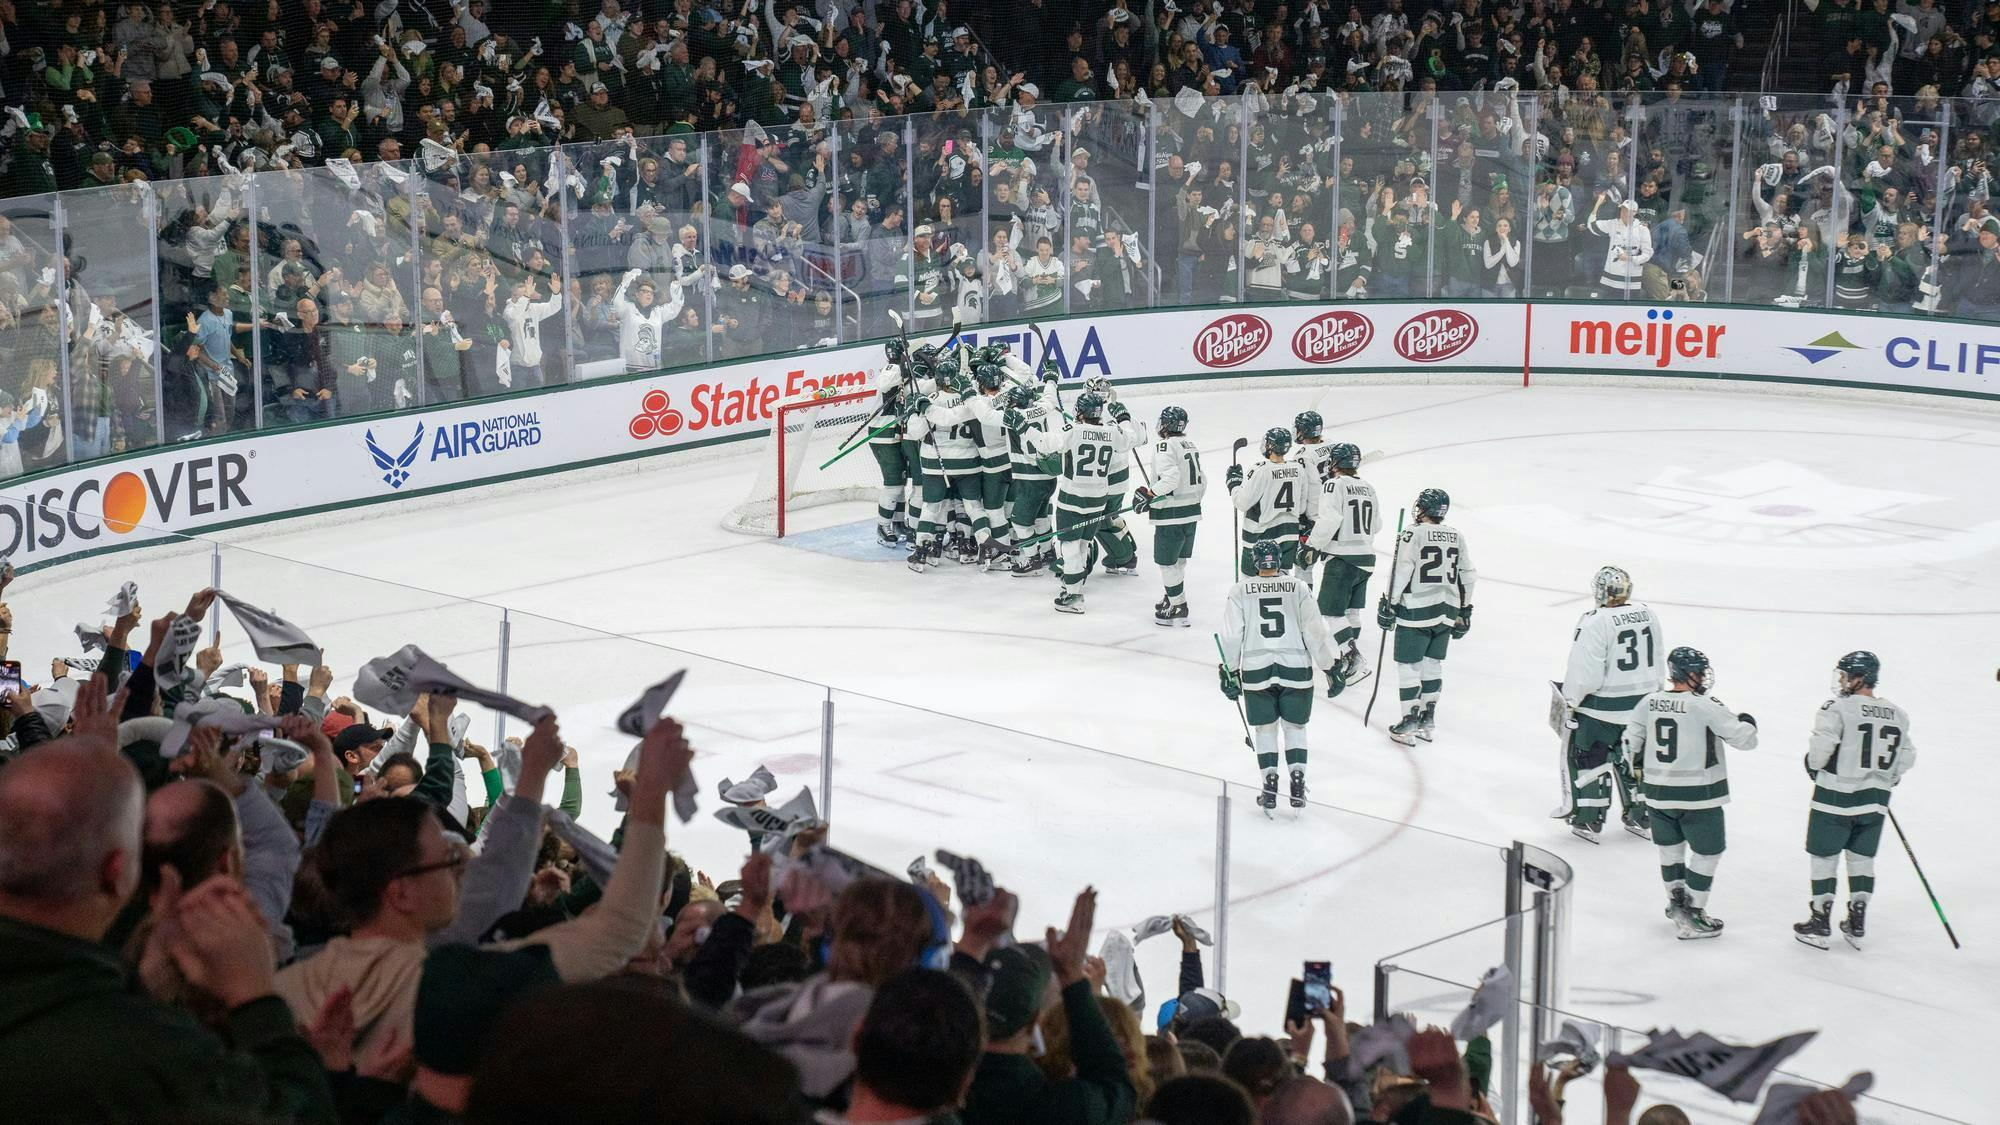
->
[723,388,882,537]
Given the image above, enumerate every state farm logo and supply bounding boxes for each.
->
[1292,310,1373,364]
[629,389,685,440]
[1193,313,1272,368]
[1394,310,1478,363]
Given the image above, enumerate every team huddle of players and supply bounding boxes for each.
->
[1558,568,1919,945]
[863,337,1917,943]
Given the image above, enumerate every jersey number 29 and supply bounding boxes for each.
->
[1067,442,1112,479]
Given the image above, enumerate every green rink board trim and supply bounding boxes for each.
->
[10,298,2000,575]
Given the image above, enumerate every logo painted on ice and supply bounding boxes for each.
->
[1394,310,1478,363]
[366,424,424,489]
[630,389,686,440]
[1292,310,1373,364]
[1193,313,1272,368]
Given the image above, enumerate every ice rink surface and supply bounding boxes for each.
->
[25,378,1997,1120]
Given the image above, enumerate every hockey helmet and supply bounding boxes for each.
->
[1250,539,1284,573]
[1415,487,1450,521]
[973,362,1006,392]
[1835,650,1880,692]
[1294,410,1324,440]
[1262,427,1293,458]
[1005,384,1039,409]
[914,342,941,364]
[1329,442,1361,471]
[885,337,909,364]
[1667,646,1714,693]
[1592,566,1633,607]
[1075,390,1108,423]
[1158,405,1189,436]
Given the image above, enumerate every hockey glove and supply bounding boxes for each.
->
[1324,665,1347,698]
[1803,753,1819,780]
[911,395,932,416]
[1736,712,1757,727]
[1131,487,1154,513]
[1452,604,1474,639]
[1297,539,1318,569]
[1108,400,1131,424]
[1225,464,1245,490]
[1040,360,1060,383]
[1376,594,1395,631]
[1218,665,1242,700]
[1003,407,1026,432]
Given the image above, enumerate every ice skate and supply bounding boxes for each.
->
[1416,702,1436,742]
[1620,806,1652,841]
[1104,561,1138,576]
[1387,707,1423,746]
[1154,602,1189,628]
[906,542,933,573]
[1793,903,1832,950]
[1053,590,1085,614]
[876,524,901,548]
[1665,886,1690,921]
[1674,903,1724,940]
[1340,643,1372,685]
[1570,821,1602,845]
[1257,772,1279,813]
[1840,901,1866,950]
[1011,551,1047,577]
[1289,768,1308,809]
[982,542,1013,572]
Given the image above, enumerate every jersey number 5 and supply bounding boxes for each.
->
[1258,597,1286,638]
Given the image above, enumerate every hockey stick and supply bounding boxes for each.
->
[1028,322,1065,413]
[1017,500,1133,547]
[1361,507,1408,727]
[1212,633,1255,753]
[818,418,901,470]
[1229,437,1249,579]
[1888,809,1960,949]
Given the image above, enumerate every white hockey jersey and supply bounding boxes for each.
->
[1387,523,1477,627]
[1807,694,1915,816]
[1221,575,1337,688]
[1146,436,1205,526]
[1303,475,1379,564]
[1231,458,1310,544]
[870,362,905,447]
[923,392,985,472]
[1293,440,1335,491]
[1006,383,1060,481]
[1029,416,1146,508]
[1562,602,1665,722]
[1623,689,1759,810]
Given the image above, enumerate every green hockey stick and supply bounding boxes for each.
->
[1018,501,1132,548]
[1212,633,1255,752]
[1888,810,1960,949]
[818,418,901,470]
[1361,507,1408,727]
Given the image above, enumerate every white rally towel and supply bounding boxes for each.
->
[218,592,323,665]
[1450,964,1517,1040]
[715,786,819,844]
[1753,1072,1872,1125]
[545,807,621,886]
[1612,1028,1817,1104]
[1538,1019,1603,1072]
[1348,1014,1416,1075]
[154,614,207,699]
[609,671,697,822]
[354,644,554,726]
[159,697,289,759]
[109,581,140,618]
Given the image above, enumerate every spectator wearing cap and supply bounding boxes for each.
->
[0,732,336,1123]
[960,889,1134,1125]
[715,263,768,358]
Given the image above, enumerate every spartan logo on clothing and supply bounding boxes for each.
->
[636,322,659,357]
[366,423,425,489]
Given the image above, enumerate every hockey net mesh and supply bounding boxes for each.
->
[724,389,881,536]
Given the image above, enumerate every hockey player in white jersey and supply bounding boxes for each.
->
[1380,488,1476,745]
[870,337,914,546]
[968,361,1017,568]
[1302,443,1377,685]
[1227,429,1310,575]
[1290,411,1331,580]
[1623,646,1759,940]
[1017,388,1146,613]
[1002,372,1061,575]
[917,361,994,567]
[1134,406,1205,627]
[1219,539,1341,810]
[1558,566,1663,843]
[1794,651,1917,950]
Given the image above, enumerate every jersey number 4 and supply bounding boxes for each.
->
[1417,544,1460,585]
[1615,627,1656,672]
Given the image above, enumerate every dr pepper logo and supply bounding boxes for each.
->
[1193,313,1272,368]
[1394,310,1478,363]
[1292,310,1373,364]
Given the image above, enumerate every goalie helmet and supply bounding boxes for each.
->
[973,362,1005,392]
[1592,566,1633,607]
[1294,410,1324,440]
[1262,427,1293,458]
[1835,650,1880,692]
[1329,442,1361,471]
[1667,646,1714,693]
[1005,384,1039,409]
[1250,538,1284,573]
[1158,405,1188,436]
[1415,487,1450,521]
[1075,390,1107,423]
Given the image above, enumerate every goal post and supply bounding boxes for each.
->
[723,388,883,537]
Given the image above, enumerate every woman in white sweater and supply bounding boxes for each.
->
[1482,216,1523,298]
